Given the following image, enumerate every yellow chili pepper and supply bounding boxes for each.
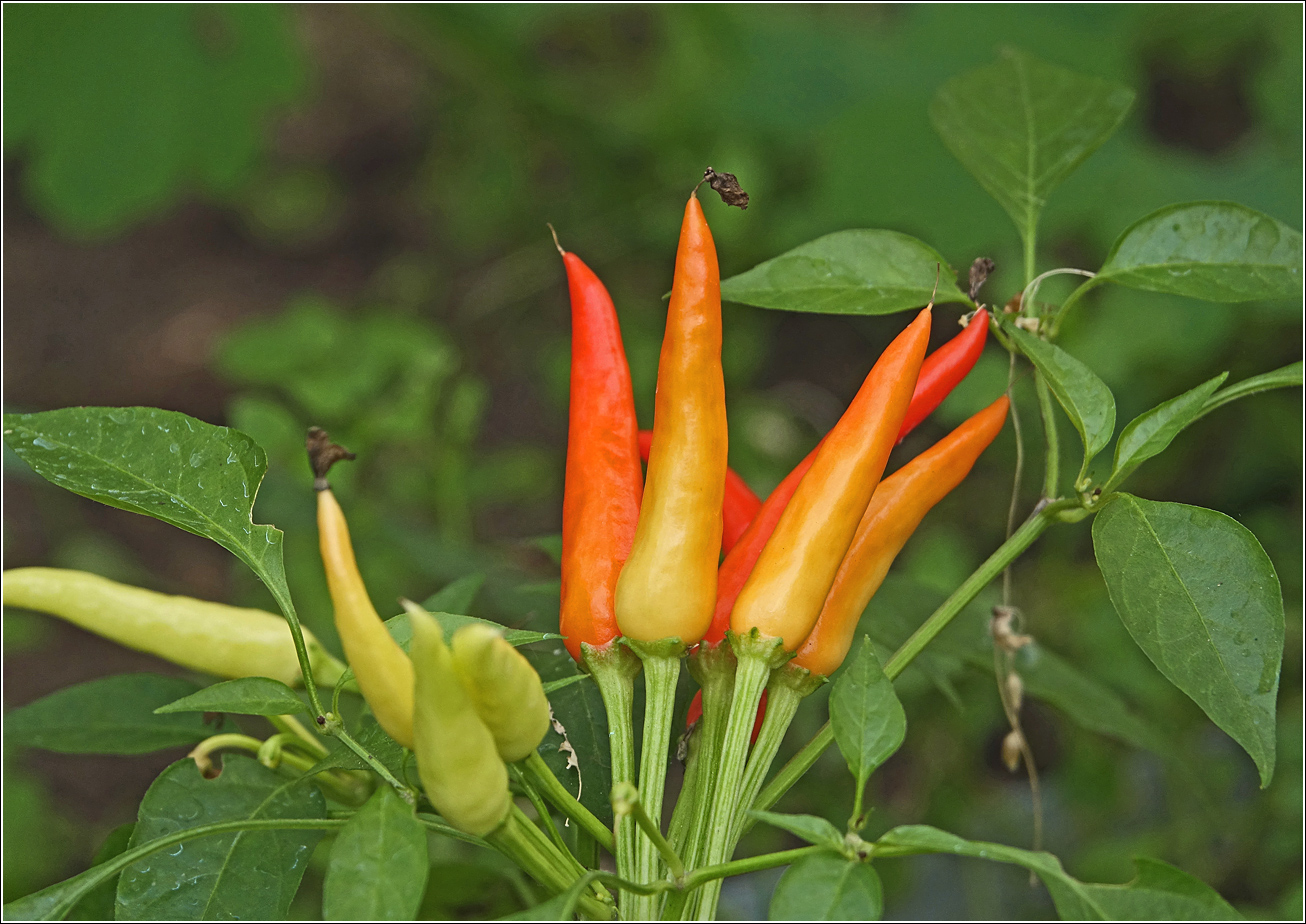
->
[450,623,551,763]
[1,567,345,687]
[731,307,932,649]
[614,192,727,644]
[408,606,511,837]
[311,428,414,749]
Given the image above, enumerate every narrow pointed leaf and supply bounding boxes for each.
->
[1107,373,1228,491]
[829,637,907,790]
[748,811,846,851]
[1008,327,1116,467]
[155,677,308,717]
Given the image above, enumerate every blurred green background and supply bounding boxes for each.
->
[3,4,1301,919]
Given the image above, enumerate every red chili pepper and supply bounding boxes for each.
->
[896,308,988,442]
[637,430,761,555]
[687,688,767,744]
[557,244,643,663]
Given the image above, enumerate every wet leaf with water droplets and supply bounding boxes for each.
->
[116,755,326,920]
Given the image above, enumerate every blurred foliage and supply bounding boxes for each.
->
[3,3,1301,919]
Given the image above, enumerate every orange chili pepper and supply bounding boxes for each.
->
[638,430,759,555]
[730,307,931,648]
[794,394,1009,675]
[614,193,727,644]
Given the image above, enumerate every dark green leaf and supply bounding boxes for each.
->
[323,786,428,921]
[4,674,220,754]
[1200,361,1303,419]
[422,573,486,615]
[541,673,592,695]
[720,230,969,315]
[748,811,846,851]
[1,407,299,625]
[1008,327,1116,472]
[829,638,907,791]
[1096,202,1303,302]
[878,825,1101,918]
[1092,495,1283,786]
[116,756,326,919]
[1082,857,1240,920]
[67,824,134,921]
[4,866,108,922]
[308,714,408,779]
[769,851,883,921]
[1107,373,1228,491]
[930,49,1134,246]
[155,677,307,717]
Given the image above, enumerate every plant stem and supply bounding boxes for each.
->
[682,844,824,890]
[522,750,615,855]
[327,723,415,804]
[487,805,615,920]
[512,764,571,857]
[268,714,330,757]
[748,502,1074,818]
[694,633,783,921]
[613,783,685,882]
[625,641,684,920]
[584,642,641,917]
[1035,373,1059,500]
[673,646,735,883]
[265,584,327,718]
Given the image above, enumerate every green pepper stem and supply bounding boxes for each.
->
[511,764,571,857]
[749,502,1073,818]
[522,750,615,854]
[488,805,615,920]
[584,642,641,917]
[612,782,685,882]
[1035,372,1060,500]
[625,641,684,920]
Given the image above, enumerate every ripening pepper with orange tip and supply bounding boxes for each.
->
[614,192,728,645]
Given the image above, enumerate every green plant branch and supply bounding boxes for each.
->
[1035,372,1060,500]
[415,813,493,848]
[268,713,330,758]
[1050,275,1103,336]
[264,583,327,718]
[521,750,615,854]
[511,764,571,858]
[323,719,415,805]
[749,501,1076,817]
[612,782,685,882]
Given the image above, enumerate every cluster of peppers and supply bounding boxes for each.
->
[0,181,1004,922]
[558,187,1005,919]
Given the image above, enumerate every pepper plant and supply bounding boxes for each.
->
[3,50,1300,921]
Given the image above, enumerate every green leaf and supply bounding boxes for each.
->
[422,573,486,615]
[1,407,300,626]
[1200,361,1304,419]
[308,714,407,779]
[1082,857,1240,920]
[748,811,846,851]
[1008,327,1116,474]
[5,866,108,922]
[769,851,883,921]
[4,674,221,754]
[116,756,326,920]
[829,637,907,792]
[1096,202,1303,302]
[3,5,305,237]
[720,230,969,315]
[155,677,307,717]
[67,823,134,921]
[384,608,560,650]
[930,49,1134,248]
[323,787,429,921]
[1107,373,1228,491]
[1092,495,1283,786]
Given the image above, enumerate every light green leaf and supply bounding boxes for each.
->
[1082,857,1240,920]
[155,677,308,717]
[930,49,1134,248]
[748,811,846,851]
[2,407,302,633]
[323,787,428,921]
[422,573,486,615]
[1092,495,1283,786]
[1200,361,1303,420]
[769,851,883,921]
[116,756,326,919]
[829,638,907,792]
[720,230,969,315]
[1008,327,1116,473]
[4,674,220,754]
[1096,202,1303,302]
[1107,373,1228,491]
